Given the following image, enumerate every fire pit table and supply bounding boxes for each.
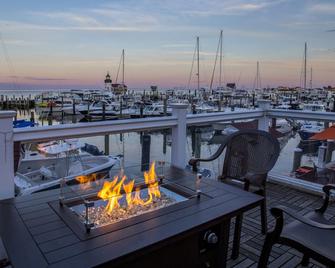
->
[0,163,263,268]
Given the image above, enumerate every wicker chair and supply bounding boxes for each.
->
[258,184,335,268]
[189,129,280,259]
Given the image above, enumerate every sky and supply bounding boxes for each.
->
[0,0,334,90]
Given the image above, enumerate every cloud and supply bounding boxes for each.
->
[311,48,335,53]
[327,29,335,32]
[7,75,69,81]
[1,39,40,46]
[0,20,155,32]
[161,43,193,48]
[308,4,335,14]
[180,0,288,16]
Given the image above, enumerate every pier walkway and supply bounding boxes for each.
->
[228,182,334,268]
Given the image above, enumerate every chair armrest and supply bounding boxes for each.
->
[315,184,335,213]
[271,205,335,230]
[188,138,228,172]
[323,184,335,196]
[243,172,267,186]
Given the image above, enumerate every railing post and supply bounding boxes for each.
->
[257,100,271,131]
[0,111,16,200]
[170,104,188,169]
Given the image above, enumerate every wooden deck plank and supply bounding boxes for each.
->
[229,183,333,268]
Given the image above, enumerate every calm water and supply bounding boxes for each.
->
[3,90,318,179]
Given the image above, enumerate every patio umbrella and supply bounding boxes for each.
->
[309,125,335,140]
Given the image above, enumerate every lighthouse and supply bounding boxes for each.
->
[104,72,112,91]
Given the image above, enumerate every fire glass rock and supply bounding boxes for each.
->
[80,193,176,227]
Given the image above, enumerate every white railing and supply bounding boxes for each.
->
[1,100,334,199]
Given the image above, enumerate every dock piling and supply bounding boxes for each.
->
[291,148,303,173]
[141,133,151,171]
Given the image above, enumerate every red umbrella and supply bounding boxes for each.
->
[310,125,335,140]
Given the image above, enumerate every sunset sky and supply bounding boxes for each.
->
[0,0,334,90]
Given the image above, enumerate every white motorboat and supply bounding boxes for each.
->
[15,140,120,195]
[298,122,324,140]
[144,104,172,116]
[36,99,74,115]
[302,103,326,112]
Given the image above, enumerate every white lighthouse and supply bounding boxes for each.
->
[104,72,112,91]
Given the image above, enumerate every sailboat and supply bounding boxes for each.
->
[187,36,201,96]
[111,49,128,95]
[210,30,231,97]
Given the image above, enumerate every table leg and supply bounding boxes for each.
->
[231,214,243,260]
[216,219,230,268]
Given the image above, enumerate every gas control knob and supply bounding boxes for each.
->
[204,231,218,244]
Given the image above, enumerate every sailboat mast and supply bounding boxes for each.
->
[304,42,307,90]
[255,61,261,89]
[219,30,223,88]
[122,49,125,85]
[256,61,259,89]
[310,67,313,89]
[196,36,200,92]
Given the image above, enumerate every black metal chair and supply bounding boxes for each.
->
[189,129,280,259]
[258,184,335,268]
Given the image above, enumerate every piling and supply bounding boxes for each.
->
[141,133,151,171]
[218,100,222,112]
[163,97,167,116]
[291,148,303,173]
[191,127,196,156]
[104,135,110,155]
[72,101,76,115]
[194,128,202,159]
[71,115,77,124]
[48,103,53,117]
[102,102,106,121]
[325,140,335,163]
[317,143,327,167]
[48,116,53,126]
[61,111,64,124]
[140,103,144,118]
[119,100,123,118]
[192,102,196,114]
[163,130,167,154]
[252,93,255,108]
[30,111,35,123]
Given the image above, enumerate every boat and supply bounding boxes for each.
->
[78,100,121,116]
[143,104,172,116]
[298,122,324,140]
[36,99,74,115]
[302,103,326,112]
[14,140,121,195]
[13,119,36,128]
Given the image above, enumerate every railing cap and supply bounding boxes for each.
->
[170,103,189,109]
[0,111,16,119]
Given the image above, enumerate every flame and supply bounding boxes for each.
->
[123,180,134,208]
[76,173,102,190]
[97,162,161,214]
[98,175,126,213]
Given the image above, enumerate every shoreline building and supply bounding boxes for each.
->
[104,72,127,95]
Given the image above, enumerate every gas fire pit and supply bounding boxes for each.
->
[0,163,263,268]
[51,162,198,238]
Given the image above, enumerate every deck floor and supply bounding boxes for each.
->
[227,182,335,268]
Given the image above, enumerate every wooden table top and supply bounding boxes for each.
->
[0,166,263,268]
